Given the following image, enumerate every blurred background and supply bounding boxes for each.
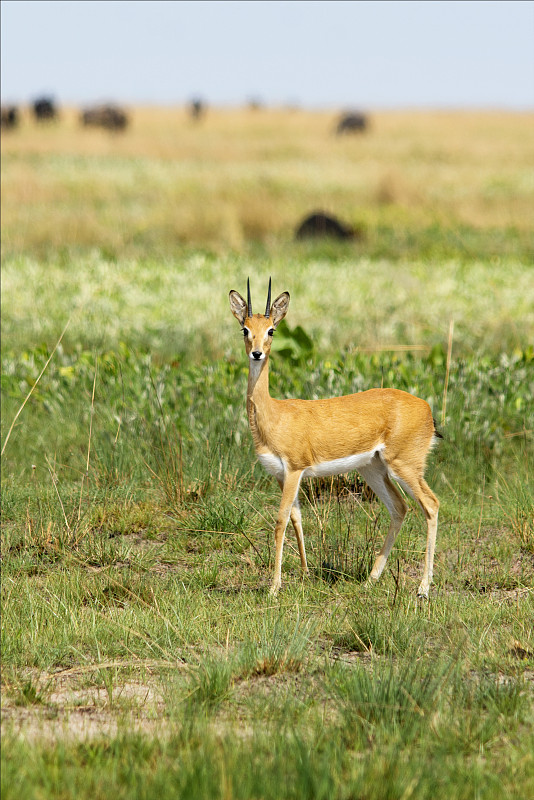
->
[2,0,534,109]
[1,0,533,357]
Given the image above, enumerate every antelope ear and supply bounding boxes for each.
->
[271,292,290,328]
[229,290,247,325]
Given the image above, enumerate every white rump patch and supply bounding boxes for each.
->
[303,445,385,479]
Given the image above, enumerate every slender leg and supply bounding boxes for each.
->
[359,454,408,584]
[414,480,439,598]
[388,461,439,598]
[291,498,309,575]
[277,479,309,576]
[270,470,303,595]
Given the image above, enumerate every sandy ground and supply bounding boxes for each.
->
[1,676,168,743]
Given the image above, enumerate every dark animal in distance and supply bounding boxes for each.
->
[189,98,205,120]
[32,97,58,122]
[295,211,357,241]
[336,112,368,135]
[1,106,19,129]
[247,97,263,111]
[81,105,129,131]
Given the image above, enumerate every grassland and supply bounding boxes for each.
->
[1,107,533,799]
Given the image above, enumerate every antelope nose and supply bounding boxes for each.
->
[252,350,262,360]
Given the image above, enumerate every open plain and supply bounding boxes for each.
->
[2,106,533,799]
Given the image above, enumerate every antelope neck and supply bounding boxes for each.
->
[247,352,270,396]
[246,355,272,422]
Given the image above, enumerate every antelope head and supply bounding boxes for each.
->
[229,278,290,362]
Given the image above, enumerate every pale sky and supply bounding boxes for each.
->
[1,0,533,109]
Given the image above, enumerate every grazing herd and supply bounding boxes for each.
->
[1,96,131,132]
[2,96,369,139]
[2,96,368,242]
[1,95,217,131]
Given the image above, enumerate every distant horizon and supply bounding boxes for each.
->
[2,1,533,111]
[4,99,533,113]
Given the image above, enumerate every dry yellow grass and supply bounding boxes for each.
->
[2,107,533,255]
[2,107,533,357]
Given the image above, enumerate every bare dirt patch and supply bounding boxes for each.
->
[2,687,165,744]
[1,662,182,744]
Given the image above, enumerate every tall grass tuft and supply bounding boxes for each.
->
[185,656,236,713]
[331,652,454,747]
[496,450,534,554]
[241,613,315,677]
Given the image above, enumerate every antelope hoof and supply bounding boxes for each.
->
[417,585,429,600]
[269,580,281,597]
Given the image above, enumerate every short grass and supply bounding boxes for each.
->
[1,108,533,799]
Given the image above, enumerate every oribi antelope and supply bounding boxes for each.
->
[229,279,441,597]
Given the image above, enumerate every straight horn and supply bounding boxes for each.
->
[265,277,272,318]
[247,278,253,318]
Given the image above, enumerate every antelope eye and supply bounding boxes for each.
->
[242,327,249,337]
[268,328,274,336]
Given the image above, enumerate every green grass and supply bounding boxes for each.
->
[2,109,534,799]
[2,342,533,798]
[2,250,533,359]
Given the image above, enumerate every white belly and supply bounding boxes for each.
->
[303,447,384,478]
[257,444,384,482]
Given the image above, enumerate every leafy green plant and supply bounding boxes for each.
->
[273,320,315,364]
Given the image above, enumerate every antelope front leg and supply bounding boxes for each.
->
[277,479,309,578]
[270,471,303,595]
